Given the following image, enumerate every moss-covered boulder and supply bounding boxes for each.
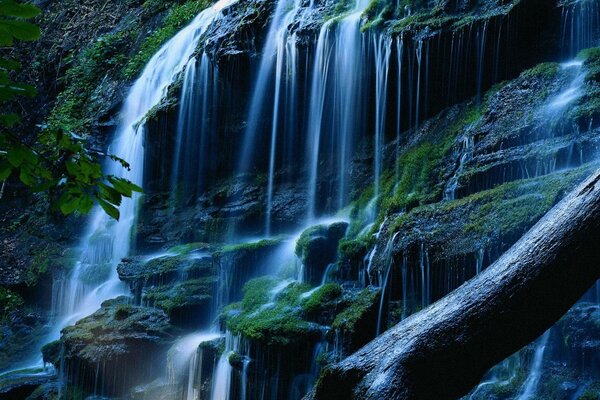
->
[295,222,348,285]
[214,238,285,305]
[58,296,178,396]
[117,249,216,328]
[558,302,600,365]
[221,277,324,347]
[331,287,381,355]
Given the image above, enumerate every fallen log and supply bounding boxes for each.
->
[306,169,600,400]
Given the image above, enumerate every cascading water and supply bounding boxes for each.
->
[239,0,301,235]
[516,330,551,400]
[31,0,237,384]
[306,0,371,220]
[12,0,600,398]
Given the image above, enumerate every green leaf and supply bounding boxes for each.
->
[97,197,120,220]
[0,0,41,18]
[98,182,122,206]
[0,113,19,127]
[78,194,94,214]
[0,58,20,70]
[0,19,41,41]
[59,193,81,215]
[19,167,35,186]
[0,159,11,180]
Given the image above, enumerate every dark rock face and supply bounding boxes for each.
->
[363,60,600,320]
[118,253,216,329]
[557,302,600,366]
[58,297,178,397]
[0,369,56,400]
[0,308,48,372]
[296,222,349,286]
[203,0,278,63]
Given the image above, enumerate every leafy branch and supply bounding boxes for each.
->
[0,0,142,220]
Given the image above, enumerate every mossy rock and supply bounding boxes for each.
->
[295,222,349,285]
[58,296,178,396]
[142,276,216,328]
[331,287,381,355]
[41,340,61,367]
[221,277,323,347]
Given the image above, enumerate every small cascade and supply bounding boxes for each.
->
[419,242,430,308]
[373,34,392,201]
[517,330,551,400]
[476,20,489,102]
[239,0,301,235]
[306,0,370,220]
[171,52,219,201]
[376,232,399,335]
[167,332,221,398]
[395,36,404,184]
[561,0,600,59]
[400,254,409,319]
[443,133,475,201]
[211,332,245,400]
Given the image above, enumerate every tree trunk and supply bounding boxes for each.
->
[306,169,600,400]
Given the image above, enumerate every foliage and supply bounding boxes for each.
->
[123,0,211,79]
[0,1,142,220]
[0,287,23,321]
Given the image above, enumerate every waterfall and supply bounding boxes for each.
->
[37,0,236,375]
[516,330,551,400]
[395,36,404,184]
[561,0,600,59]
[306,0,370,220]
[171,52,219,201]
[376,231,399,335]
[373,34,392,202]
[239,0,301,235]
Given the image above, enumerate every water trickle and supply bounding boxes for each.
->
[376,232,399,335]
[561,0,600,59]
[373,34,392,202]
[306,0,370,221]
[517,330,551,400]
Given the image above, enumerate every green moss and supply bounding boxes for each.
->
[41,340,61,366]
[49,29,134,132]
[461,166,592,237]
[0,288,23,322]
[221,277,321,346]
[381,104,482,217]
[332,288,379,333]
[302,283,343,315]
[570,47,600,123]
[167,242,212,255]
[324,0,355,21]
[143,277,214,312]
[295,225,328,257]
[123,0,211,80]
[219,237,284,254]
[520,62,560,80]
[114,303,134,320]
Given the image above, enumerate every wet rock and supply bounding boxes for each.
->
[330,287,381,355]
[296,222,348,286]
[557,302,600,364]
[203,0,278,63]
[0,368,56,400]
[59,296,178,396]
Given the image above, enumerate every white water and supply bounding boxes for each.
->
[517,330,551,400]
[35,0,237,372]
[306,0,370,221]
